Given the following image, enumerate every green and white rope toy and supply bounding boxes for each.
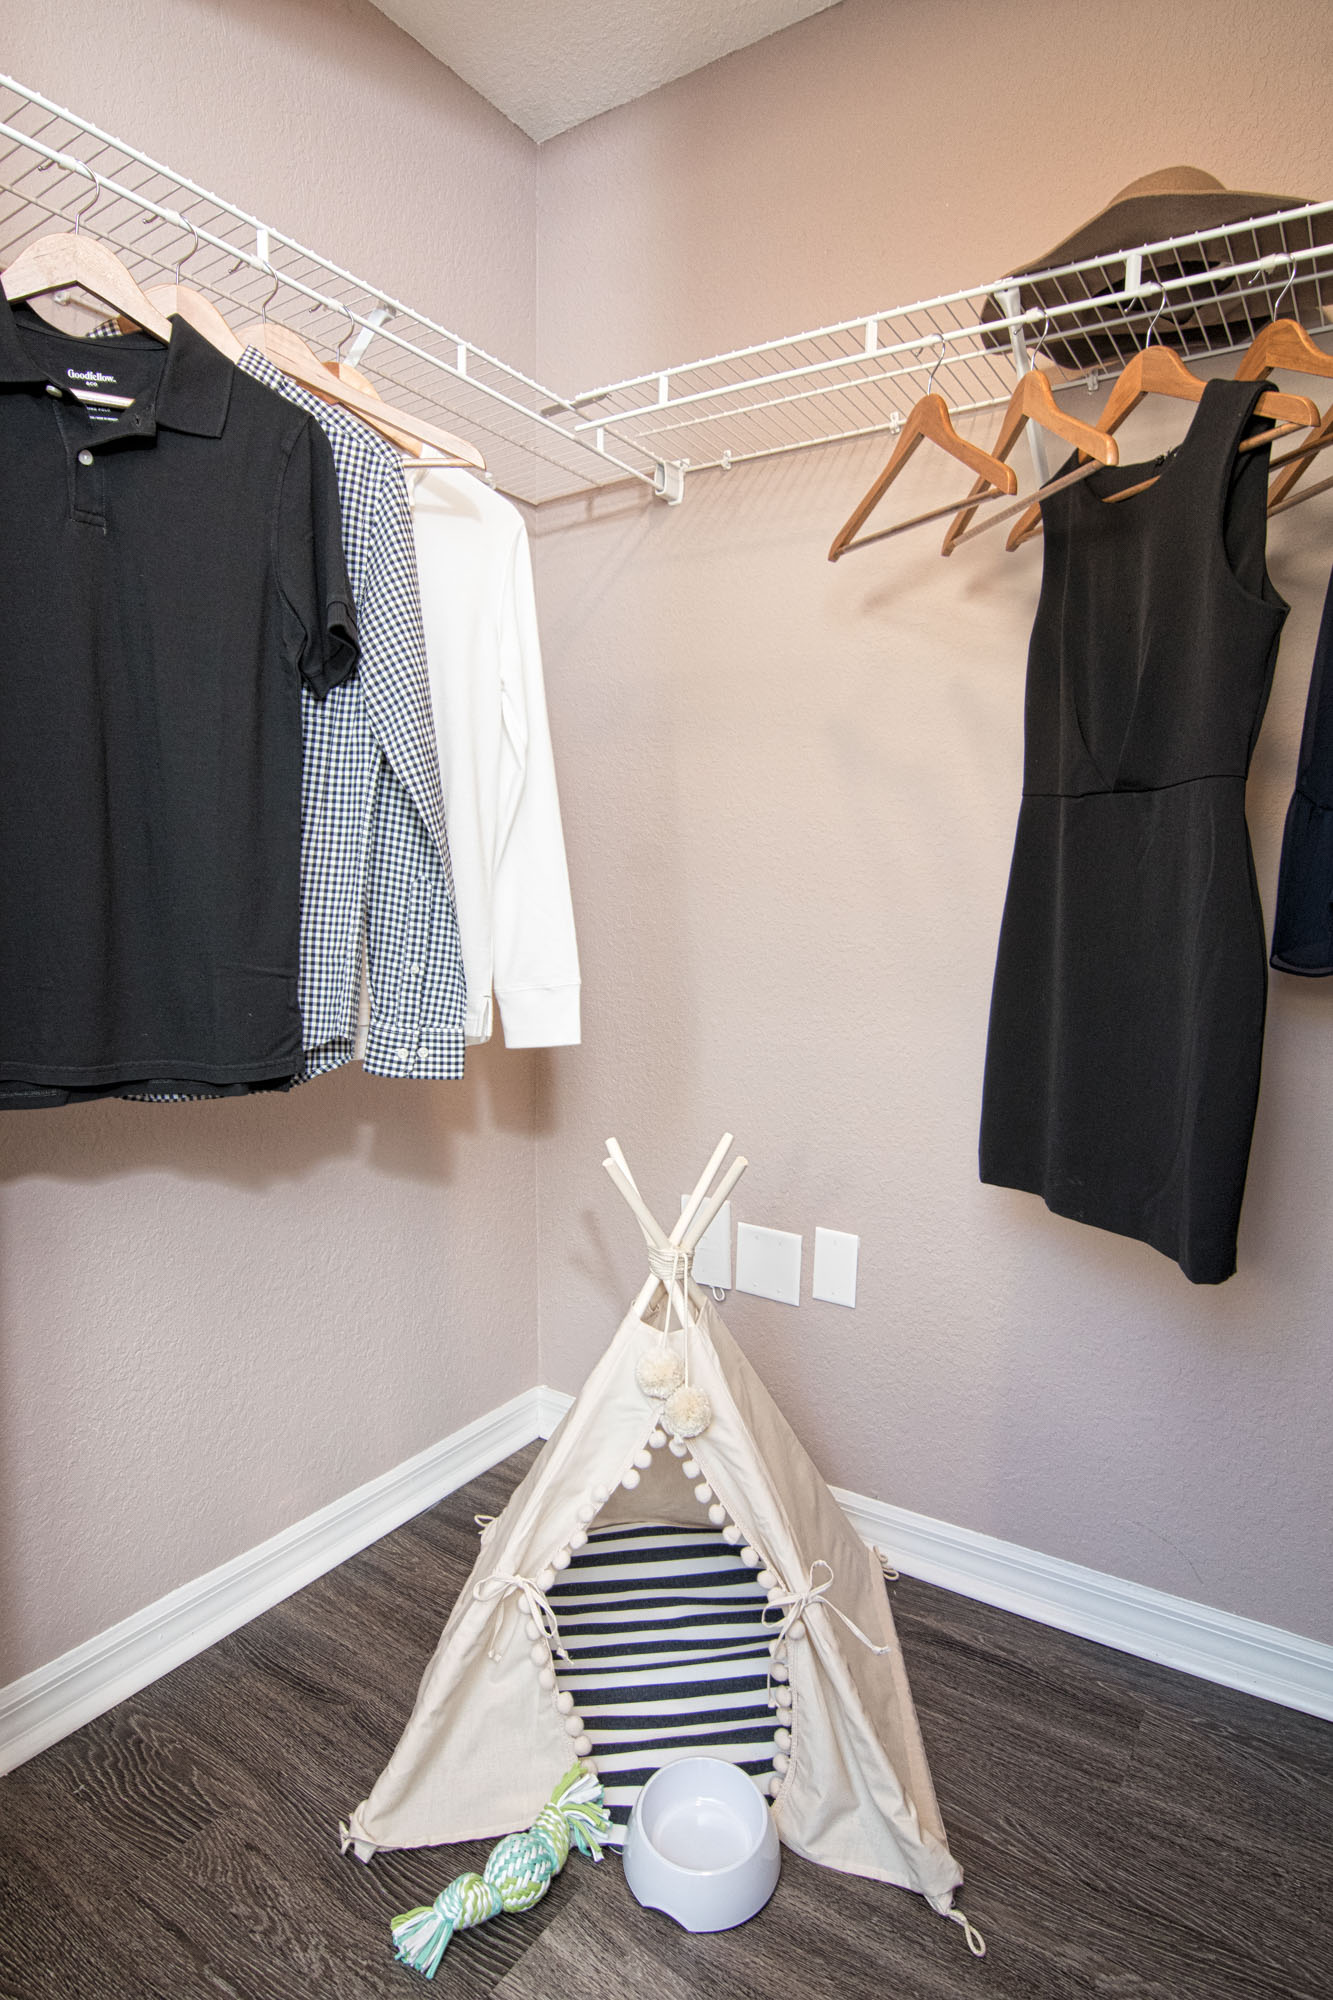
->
[390,1764,612,1979]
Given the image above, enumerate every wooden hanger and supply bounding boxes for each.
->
[1005,347,1319,549]
[240,318,485,469]
[322,355,447,458]
[940,369,1118,557]
[116,283,245,362]
[3,229,173,405]
[828,393,1017,561]
[1234,318,1333,511]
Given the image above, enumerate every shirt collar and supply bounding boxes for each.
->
[0,289,232,436]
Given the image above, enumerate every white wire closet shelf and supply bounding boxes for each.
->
[2,75,1332,504]
[563,202,1333,486]
[0,75,663,506]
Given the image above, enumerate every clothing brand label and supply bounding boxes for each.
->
[66,366,120,388]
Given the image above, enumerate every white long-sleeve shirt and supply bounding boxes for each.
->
[407,467,580,1047]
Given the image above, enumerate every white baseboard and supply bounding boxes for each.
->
[832,1486,1333,1723]
[0,1386,545,1775]
[4,1381,1329,1776]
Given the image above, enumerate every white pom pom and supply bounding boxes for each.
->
[649,1428,667,1449]
[564,1714,585,1737]
[529,1643,547,1666]
[574,1735,593,1758]
[764,1772,781,1795]
[632,1448,652,1469]
[569,1529,588,1550]
[772,1663,789,1683]
[635,1350,684,1399]
[774,1728,791,1750]
[722,1523,742,1544]
[556,1691,574,1714]
[664,1385,712,1438]
[757,1570,777,1589]
[682,1459,700,1479]
[553,1548,571,1569]
[539,1666,556,1691]
[577,1502,596,1524]
[770,1640,787,1661]
[742,1547,760,1567]
[772,1752,789,1774]
[525,1619,540,1641]
[788,1618,806,1642]
[694,1482,713,1504]
[766,1586,785,1604]
[668,1438,687,1457]
[538,1567,557,1591]
[621,1468,641,1490]
[591,1485,609,1505]
[708,1503,726,1525]
[775,1687,793,1709]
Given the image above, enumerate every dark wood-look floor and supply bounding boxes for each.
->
[3,1447,1330,2000]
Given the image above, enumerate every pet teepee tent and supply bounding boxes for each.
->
[343,1139,979,1947]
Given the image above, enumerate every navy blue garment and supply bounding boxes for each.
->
[1271,559,1333,975]
[980,380,1287,1285]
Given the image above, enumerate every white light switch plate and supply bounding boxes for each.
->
[813,1228,859,1307]
[735,1223,802,1306]
[683,1195,731,1290]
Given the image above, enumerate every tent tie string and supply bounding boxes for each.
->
[646,1242,695,1385]
[762,1559,894,1673]
[944,1907,988,1956]
[475,1572,571,1665]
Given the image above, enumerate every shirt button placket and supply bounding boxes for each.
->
[73,444,106,528]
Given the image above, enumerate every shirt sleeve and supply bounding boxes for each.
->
[492,518,582,1047]
[277,417,360,698]
[357,460,467,1078]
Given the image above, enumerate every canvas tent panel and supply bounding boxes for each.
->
[344,1140,969,1940]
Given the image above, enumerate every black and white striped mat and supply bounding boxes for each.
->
[546,1521,780,1843]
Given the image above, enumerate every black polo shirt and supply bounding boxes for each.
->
[0,297,357,1107]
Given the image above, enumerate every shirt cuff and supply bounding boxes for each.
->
[362,1021,466,1079]
[498,983,582,1049]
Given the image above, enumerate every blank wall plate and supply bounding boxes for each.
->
[813,1228,859,1307]
[682,1195,731,1290]
[735,1224,802,1306]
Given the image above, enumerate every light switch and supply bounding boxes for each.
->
[735,1224,802,1306]
[812,1228,859,1307]
[683,1195,731,1290]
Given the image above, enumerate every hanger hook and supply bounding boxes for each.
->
[925,332,948,398]
[1034,305,1054,361]
[174,219,202,286]
[1141,284,1170,349]
[1269,255,1299,325]
[71,171,103,235]
[335,302,358,363]
[257,262,281,324]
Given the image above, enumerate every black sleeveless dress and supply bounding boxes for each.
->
[979,379,1287,1285]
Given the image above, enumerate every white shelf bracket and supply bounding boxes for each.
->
[343,304,392,368]
[653,460,686,505]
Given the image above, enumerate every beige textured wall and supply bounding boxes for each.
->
[4,0,537,369]
[532,0,1333,1643]
[4,0,1333,1696]
[0,0,540,1683]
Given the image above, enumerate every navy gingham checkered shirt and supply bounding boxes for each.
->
[238,349,465,1082]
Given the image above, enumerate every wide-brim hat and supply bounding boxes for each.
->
[981,168,1333,371]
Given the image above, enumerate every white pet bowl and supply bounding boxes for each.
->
[622,1757,780,1932]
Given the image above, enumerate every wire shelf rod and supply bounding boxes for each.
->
[0,115,657,493]
[572,200,1333,408]
[576,236,1333,435]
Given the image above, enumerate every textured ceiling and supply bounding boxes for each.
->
[370,0,844,142]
